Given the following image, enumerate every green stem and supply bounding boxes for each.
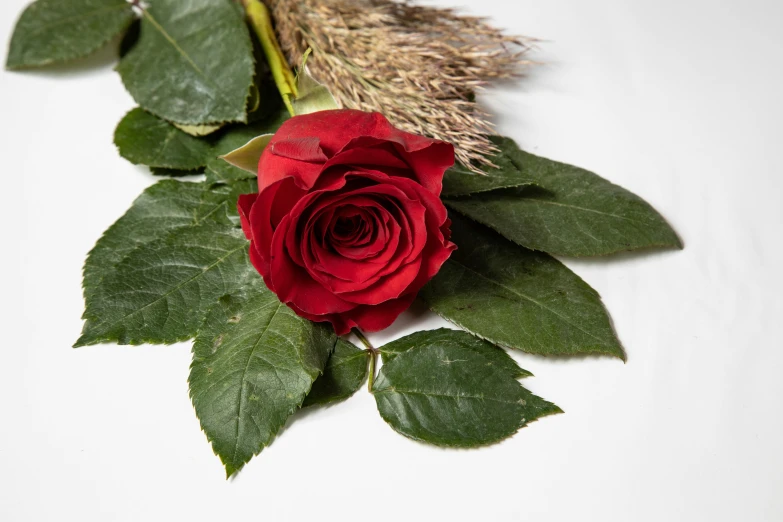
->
[353,329,373,350]
[353,329,378,392]
[240,0,296,116]
[367,348,377,392]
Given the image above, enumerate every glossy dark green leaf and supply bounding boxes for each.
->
[189,288,335,477]
[117,0,255,125]
[114,108,214,170]
[303,339,368,407]
[76,180,258,346]
[420,214,625,359]
[444,137,682,256]
[205,108,289,184]
[197,179,258,227]
[442,137,535,197]
[81,179,256,303]
[75,218,257,347]
[379,328,531,379]
[6,0,135,69]
[372,330,561,447]
[83,180,202,301]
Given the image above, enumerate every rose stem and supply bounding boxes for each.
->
[353,329,378,392]
[240,0,297,116]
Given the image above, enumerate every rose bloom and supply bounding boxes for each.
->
[238,109,456,334]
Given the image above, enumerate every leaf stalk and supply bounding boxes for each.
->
[241,0,297,116]
[353,329,378,392]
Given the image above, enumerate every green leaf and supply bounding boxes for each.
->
[81,179,256,303]
[219,134,273,175]
[75,220,257,347]
[420,214,625,359]
[197,179,259,227]
[6,0,135,70]
[303,339,369,407]
[189,288,335,477]
[444,136,682,256]
[291,65,339,116]
[117,0,255,125]
[77,178,259,347]
[372,330,561,448]
[205,109,289,183]
[114,108,214,170]
[83,180,203,301]
[174,122,224,137]
[379,328,531,379]
[442,137,535,197]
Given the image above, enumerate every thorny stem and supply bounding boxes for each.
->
[353,329,378,392]
[240,0,297,116]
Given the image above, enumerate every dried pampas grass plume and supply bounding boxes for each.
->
[265,0,533,171]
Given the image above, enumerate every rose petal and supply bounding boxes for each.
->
[270,136,329,163]
[342,293,417,332]
[258,110,454,195]
[304,198,402,285]
[237,193,257,240]
[269,213,355,316]
[241,109,456,335]
[337,258,422,305]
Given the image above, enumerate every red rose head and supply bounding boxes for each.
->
[237,109,456,335]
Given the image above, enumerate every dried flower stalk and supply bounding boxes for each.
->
[265,0,533,171]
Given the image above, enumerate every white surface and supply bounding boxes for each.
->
[1,0,782,520]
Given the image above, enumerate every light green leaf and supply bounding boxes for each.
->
[114,108,214,170]
[420,214,625,359]
[117,0,255,125]
[379,328,531,379]
[372,330,561,448]
[174,122,224,137]
[303,339,369,407]
[442,137,535,197]
[205,108,289,183]
[189,288,335,477]
[444,136,682,256]
[6,0,135,70]
[219,134,273,175]
[291,66,339,116]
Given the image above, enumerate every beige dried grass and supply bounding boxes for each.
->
[265,0,534,171]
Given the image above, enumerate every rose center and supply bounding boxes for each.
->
[333,215,362,238]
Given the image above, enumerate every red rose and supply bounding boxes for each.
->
[237,109,456,335]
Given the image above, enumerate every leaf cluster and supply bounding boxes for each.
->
[8,0,681,477]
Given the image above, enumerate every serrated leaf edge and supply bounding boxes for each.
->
[116,4,256,126]
[74,230,248,347]
[371,352,563,449]
[188,297,336,478]
[6,2,136,70]
[424,257,626,360]
[302,345,369,408]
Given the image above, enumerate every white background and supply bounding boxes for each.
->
[1,0,782,520]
